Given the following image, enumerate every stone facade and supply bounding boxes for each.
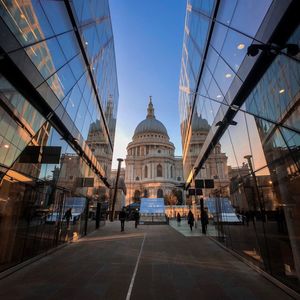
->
[185,112,230,197]
[124,97,184,204]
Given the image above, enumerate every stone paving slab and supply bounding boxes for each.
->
[0,221,295,300]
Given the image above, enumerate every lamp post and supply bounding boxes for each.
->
[244,155,258,212]
[244,154,266,214]
[110,158,123,221]
[244,155,271,272]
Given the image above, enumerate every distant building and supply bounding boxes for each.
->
[124,97,184,205]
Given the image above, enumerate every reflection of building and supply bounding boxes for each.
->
[57,153,80,191]
[0,0,118,273]
[229,164,279,211]
[87,95,116,179]
[228,164,249,209]
[1,0,64,99]
[125,98,184,205]
[244,27,300,284]
[178,0,300,292]
[186,111,229,197]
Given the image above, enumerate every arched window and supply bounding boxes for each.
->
[157,164,162,177]
[144,165,148,178]
[157,189,163,198]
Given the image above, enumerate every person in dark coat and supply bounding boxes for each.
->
[133,209,140,228]
[119,207,126,232]
[201,209,209,234]
[63,208,72,228]
[177,212,181,226]
[187,210,194,231]
[245,210,250,227]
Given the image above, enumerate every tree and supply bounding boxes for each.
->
[164,191,177,205]
[163,193,171,205]
[165,189,183,205]
[133,190,141,203]
[175,190,183,205]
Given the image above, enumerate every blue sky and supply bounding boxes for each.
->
[110,1,186,168]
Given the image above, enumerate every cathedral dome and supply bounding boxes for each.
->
[133,97,169,137]
[134,118,168,136]
[192,113,210,131]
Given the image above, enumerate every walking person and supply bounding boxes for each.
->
[245,210,250,227]
[119,207,126,232]
[63,208,72,229]
[201,209,209,234]
[177,212,181,226]
[133,209,140,228]
[187,210,194,231]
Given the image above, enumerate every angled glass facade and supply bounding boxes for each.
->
[0,0,118,272]
[179,0,300,293]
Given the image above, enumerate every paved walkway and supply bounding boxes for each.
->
[0,221,294,300]
[169,219,218,236]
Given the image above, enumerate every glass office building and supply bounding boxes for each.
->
[0,0,118,272]
[179,0,300,293]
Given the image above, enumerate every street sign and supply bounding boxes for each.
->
[204,179,214,188]
[195,179,204,188]
[194,179,214,189]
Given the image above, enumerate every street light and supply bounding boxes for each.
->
[247,43,300,58]
[244,155,271,271]
[244,155,257,210]
[110,158,123,221]
[215,119,237,126]
[244,155,265,215]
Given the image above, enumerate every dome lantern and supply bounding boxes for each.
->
[147,96,155,119]
[133,97,169,138]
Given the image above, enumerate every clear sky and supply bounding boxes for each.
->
[109,1,186,168]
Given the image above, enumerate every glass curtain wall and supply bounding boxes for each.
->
[179,0,300,293]
[0,0,118,272]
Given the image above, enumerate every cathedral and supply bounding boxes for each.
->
[123,97,229,205]
[124,97,184,204]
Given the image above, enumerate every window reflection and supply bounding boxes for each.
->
[180,1,300,292]
[40,1,72,35]
[0,0,118,273]
[230,0,272,37]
